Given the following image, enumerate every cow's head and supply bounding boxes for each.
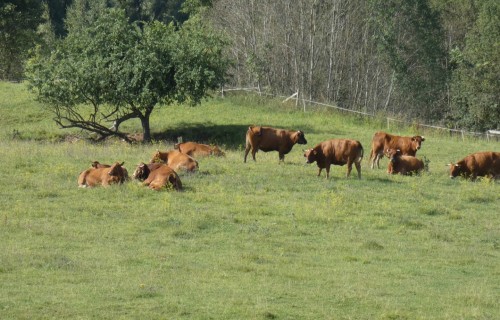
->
[151,149,166,163]
[108,162,125,176]
[303,149,317,164]
[447,163,463,178]
[411,136,425,150]
[295,131,308,145]
[386,149,401,163]
[211,145,225,157]
[132,162,150,180]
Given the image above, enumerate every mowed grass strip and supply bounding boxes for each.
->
[0,82,499,319]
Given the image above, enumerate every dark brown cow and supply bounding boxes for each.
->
[448,151,500,180]
[132,162,182,191]
[151,150,198,172]
[370,131,425,169]
[386,149,424,176]
[174,142,225,158]
[244,126,307,163]
[78,161,127,187]
[304,139,363,179]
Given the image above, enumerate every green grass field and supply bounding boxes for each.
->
[0,82,499,319]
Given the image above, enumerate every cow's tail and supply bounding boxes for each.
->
[357,143,364,163]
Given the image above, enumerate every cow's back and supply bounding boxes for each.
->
[321,139,363,165]
[168,151,198,172]
[247,126,282,152]
[469,152,500,176]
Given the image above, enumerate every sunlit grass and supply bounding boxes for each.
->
[0,82,499,319]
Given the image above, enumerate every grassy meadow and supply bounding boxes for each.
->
[0,82,499,319]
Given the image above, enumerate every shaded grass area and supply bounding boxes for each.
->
[0,82,499,319]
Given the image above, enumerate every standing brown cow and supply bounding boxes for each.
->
[132,162,182,191]
[244,126,307,163]
[448,151,500,180]
[78,161,127,187]
[370,131,425,169]
[174,142,225,158]
[386,149,424,175]
[151,150,198,172]
[304,139,363,179]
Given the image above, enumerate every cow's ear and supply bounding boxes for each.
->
[455,164,460,167]
[119,161,125,166]
[421,136,425,141]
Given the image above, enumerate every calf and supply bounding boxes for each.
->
[370,131,425,169]
[244,126,307,163]
[132,162,182,191]
[386,149,424,176]
[78,161,127,187]
[174,142,225,158]
[151,150,198,172]
[304,139,363,179]
[448,151,500,180]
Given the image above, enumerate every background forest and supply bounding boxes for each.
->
[1,0,499,132]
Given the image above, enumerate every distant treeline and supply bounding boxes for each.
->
[1,0,498,131]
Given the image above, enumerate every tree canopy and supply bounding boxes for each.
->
[26,7,229,142]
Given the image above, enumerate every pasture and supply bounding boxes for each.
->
[0,82,499,319]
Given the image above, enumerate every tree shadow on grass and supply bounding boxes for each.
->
[151,122,316,149]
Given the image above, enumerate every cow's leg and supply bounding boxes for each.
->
[346,158,353,178]
[355,160,362,179]
[317,168,322,177]
[244,144,251,162]
[278,152,285,163]
[251,149,258,162]
[369,150,376,169]
[325,162,331,179]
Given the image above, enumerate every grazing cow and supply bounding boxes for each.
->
[174,142,225,158]
[150,150,198,172]
[78,161,127,187]
[370,131,425,169]
[304,139,363,179]
[132,162,182,191]
[386,149,424,176]
[244,126,307,163]
[448,151,500,180]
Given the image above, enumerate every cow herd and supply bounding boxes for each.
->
[77,126,500,190]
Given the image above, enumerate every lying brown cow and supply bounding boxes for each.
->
[174,142,225,158]
[370,131,425,169]
[244,126,307,163]
[386,149,424,176]
[448,151,500,180]
[78,161,127,187]
[151,150,198,172]
[132,162,182,191]
[304,139,363,179]
[91,161,129,180]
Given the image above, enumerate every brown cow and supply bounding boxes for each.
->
[174,142,225,158]
[304,139,363,179]
[132,162,182,191]
[386,149,424,176]
[78,161,127,187]
[91,161,129,180]
[150,150,198,172]
[244,126,307,163]
[448,151,500,180]
[370,131,425,169]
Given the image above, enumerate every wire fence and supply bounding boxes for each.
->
[221,87,500,142]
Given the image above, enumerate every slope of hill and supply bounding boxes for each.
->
[0,82,498,319]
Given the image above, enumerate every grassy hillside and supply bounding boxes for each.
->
[0,82,499,319]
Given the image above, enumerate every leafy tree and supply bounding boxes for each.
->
[369,0,448,120]
[0,0,44,80]
[450,0,499,131]
[26,8,229,142]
